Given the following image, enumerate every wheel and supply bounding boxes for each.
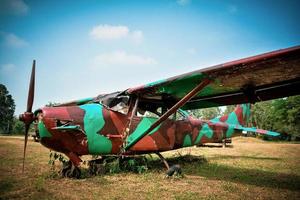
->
[63,166,81,178]
[61,161,81,178]
[166,164,182,177]
[66,167,81,178]
[88,160,106,175]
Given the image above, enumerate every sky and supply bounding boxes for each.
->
[0,0,299,115]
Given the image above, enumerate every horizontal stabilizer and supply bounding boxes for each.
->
[236,126,280,137]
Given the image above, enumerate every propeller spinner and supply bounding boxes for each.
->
[19,60,36,173]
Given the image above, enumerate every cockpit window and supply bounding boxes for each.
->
[94,92,130,114]
[170,109,190,120]
[110,100,129,114]
[178,109,189,118]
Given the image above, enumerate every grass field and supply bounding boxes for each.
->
[0,136,299,200]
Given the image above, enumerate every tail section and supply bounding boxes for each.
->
[211,104,251,126]
[210,104,280,137]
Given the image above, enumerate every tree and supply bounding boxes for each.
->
[12,117,25,135]
[223,105,236,115]
[0,84,15,134]
[251,95,300,139]
[189,107,221,120]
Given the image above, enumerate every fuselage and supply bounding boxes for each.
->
[36,103,241,165]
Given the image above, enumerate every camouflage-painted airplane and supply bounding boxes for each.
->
[19,46,300,178]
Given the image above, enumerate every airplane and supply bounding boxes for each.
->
[19,46,300,178]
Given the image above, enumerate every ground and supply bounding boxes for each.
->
[0,136,299,200]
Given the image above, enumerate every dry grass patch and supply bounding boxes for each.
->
[0,136,299,200]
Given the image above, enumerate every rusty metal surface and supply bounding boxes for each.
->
[127,45,300,109]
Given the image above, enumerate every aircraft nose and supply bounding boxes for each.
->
[35,109,53,139]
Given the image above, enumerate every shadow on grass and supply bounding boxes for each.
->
[0,178,15,195]
[46,154,299,192]
[148,154,299,191]
[191,162,300,191]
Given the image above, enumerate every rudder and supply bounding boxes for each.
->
[211,104,251,126]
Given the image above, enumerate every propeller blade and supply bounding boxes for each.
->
[27,60,35,112]
[22,124,30,173]
[22,60,36,173]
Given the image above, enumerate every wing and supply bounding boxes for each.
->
[125,46,300,110]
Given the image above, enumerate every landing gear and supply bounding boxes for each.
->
[165,164,182,178]
[88,157,106,176]
[156,152,170,170]
[61,161,81,178]
[156,152,183,178]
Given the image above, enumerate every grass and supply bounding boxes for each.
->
[0,136,299,200]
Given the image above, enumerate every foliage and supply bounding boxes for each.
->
[0,84,15,134]
[251,95,300,138]
[97,156,148,174]
[12,117,25,135]
[223,105,236,115]
[187,96,300,139]
[48,151,68,178]
[189,107,221,120]
[48,151,68,166]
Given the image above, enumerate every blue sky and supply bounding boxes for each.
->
[0,0,299,115]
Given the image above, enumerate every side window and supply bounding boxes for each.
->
[109,96,130,114]
[175,109,189,120]
[137,107,161,118]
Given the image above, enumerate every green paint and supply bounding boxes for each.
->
[210,117,220,123]
[144,72,239,100]
[241,127,280,137]
[38,121,52,138]
[76,97,93,105]
[80,104,112,154]
[242,104,251,123]
[126,117,161,144]
[155,73,206,98]
[226,112,239,125]
[226,125,235,137]
[183,134,192,147]
[146,79,167,88]
[195,123,213,144]
[178,109,189,118]
[54,125,80,130]
[225,110,241,138]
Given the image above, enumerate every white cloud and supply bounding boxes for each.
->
[94,51,157,66]
[0,31,29,48]
[90,25,129,40]
[177,0,190,6]
[89,24,144,43]
[0,0,29,15]
[131,30,143,44]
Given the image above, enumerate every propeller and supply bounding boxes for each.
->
[19,60,36,173]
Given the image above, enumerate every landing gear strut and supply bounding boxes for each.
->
[156,152,182,178]
[156,152,169,170]
[61,161,81,178]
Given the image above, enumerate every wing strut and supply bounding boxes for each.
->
[124,78,211,151]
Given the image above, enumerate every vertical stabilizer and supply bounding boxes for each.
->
[211,104,251,126]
